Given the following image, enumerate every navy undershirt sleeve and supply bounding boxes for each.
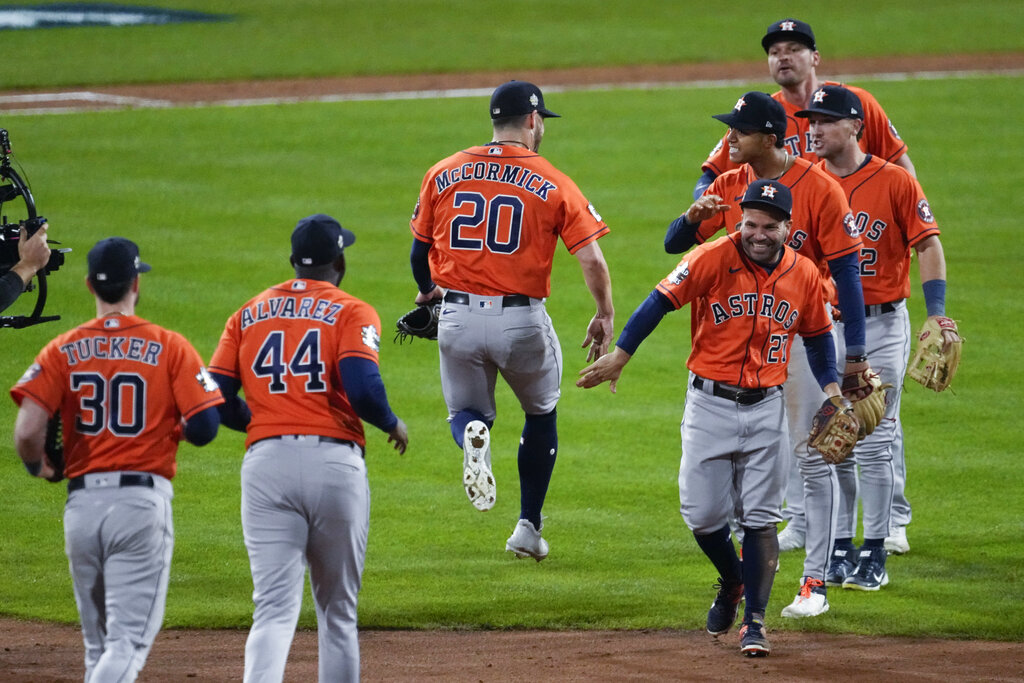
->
[692,169,716,201]
[828,251,866,358]
[615,290,675,355]
[410,239,435,295]
[210,372,252,432]
[183,406,220,446]
[339,357,399,433]
[803,331,840,390]
[0,270,24,312]
[664,215,702,254]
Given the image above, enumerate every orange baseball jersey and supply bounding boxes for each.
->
[10,315,224,480]
[695,157,860,305]
[657,232,833,388]
[209,279,383,449]
[409,144,609,298]
[702,83,908,176]
[818,156,940,305]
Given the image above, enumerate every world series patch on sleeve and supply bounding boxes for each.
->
[907,316,962,392]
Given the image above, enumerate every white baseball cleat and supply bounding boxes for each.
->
[780,577,829,618]
[463,420,495,511]
[884,525,910,555]
[505,519,549,561]
[777,524,805,552]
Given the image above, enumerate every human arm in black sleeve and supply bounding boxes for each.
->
[210,372,252,432]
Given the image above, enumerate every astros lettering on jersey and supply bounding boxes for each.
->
[817,156,939,305]
[410,144,608,298]
[11,314,224,479]
[209,278,383,449]
[703,83,908,177]
[657,232,833,388]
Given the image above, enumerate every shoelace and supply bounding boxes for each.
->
[798,577,825,598]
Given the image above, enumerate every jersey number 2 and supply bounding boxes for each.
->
[252,329,327,394]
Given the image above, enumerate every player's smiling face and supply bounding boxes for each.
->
[739,208,790,265]
[805,113,860,159]
[726,128,767,164]
[767,41,819,88]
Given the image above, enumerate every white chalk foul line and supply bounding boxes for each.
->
[2,67,1022,116]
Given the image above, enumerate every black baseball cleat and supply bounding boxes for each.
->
[706,578,744,636]
[825,544,858,586]
[739,618,770,656]
[843,546,889,591]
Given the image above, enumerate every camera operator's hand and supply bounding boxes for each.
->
[12,223,50,285]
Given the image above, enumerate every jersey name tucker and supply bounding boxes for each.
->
[434,162,558,200]
[58,336,163,366]
[710,293,801,329]
[239,296,343,330]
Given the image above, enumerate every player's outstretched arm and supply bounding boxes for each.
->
[575,241,614,362]
[576,347,631,393]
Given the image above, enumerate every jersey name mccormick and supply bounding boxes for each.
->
[239,296,343,330]
[410,144,608,299]
[434,161,557,200]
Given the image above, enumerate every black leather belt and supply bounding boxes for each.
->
[68,473,154,492]
[864,300,902,317]
[444,291,531,307]
[692,377,775,406]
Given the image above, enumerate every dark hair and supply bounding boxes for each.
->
[293,256,344,283]
[492,113,531,130]
[89,277,133,304]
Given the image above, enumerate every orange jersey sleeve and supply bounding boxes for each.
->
[701,83,908,174]
[820,156,939,304]
[695,159,860,268]
[209,279,382,449]
[10,315,224,480]
[409,144,609,298]
[655,233,832,388]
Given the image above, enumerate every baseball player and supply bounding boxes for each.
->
[0,222,50,312]
[409,80,614,560]
[209,214,408,682]
[665,91,875,618]
[797,85,958,587]
[694,18,913,200]
[579,180,841,657]
[11,237,224,682]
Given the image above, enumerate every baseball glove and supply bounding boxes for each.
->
[841,368,893,439]
[907,316,962,392]
[394,300,441,343]
[44,413,65,483]
[808,396,860,465]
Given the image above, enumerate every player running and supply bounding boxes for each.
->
[797,85,959,586]
[11,237,223,682]
[408,80,614,560]
[210,214,408,681]
[579,180,842,657]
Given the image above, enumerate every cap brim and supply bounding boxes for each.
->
[740,200,790,219]
[793,107,861,120]
[538,107,560,118]
[761,32,815,53]
[711,113,757,132]
[339,227,356,248]
[138,261,152,273]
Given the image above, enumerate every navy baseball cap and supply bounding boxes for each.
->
[490,80,560,119]
[87,237,151,283]
[712,91,787,137]
[740,179,793,219]
[795,85,864,120]
[762,18,816,53]
[291,214,356,266]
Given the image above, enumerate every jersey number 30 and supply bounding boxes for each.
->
[252,329,327,394]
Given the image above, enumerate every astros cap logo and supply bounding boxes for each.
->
[812,89,827,103]
[779,20,796,31]
[734,97,747,111]
[761,184,778,198]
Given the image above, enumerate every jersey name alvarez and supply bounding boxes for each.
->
[818,155,939,305]
[657,232,832,388]
[238,294,343,330]
[410,144,608,299]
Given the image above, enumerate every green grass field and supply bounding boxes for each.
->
[2,2,1023,642]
